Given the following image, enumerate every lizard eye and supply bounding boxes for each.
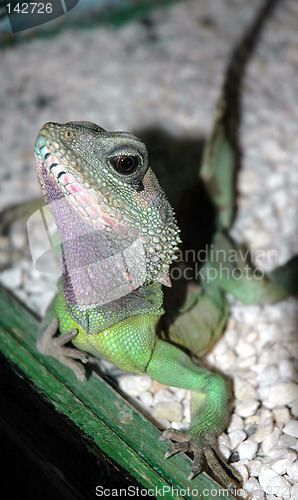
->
[109,155,141,175]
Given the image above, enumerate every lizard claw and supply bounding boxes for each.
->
[37,318,89,381]
[162,440,191,459]
[160,429,204,478]
[160,428,242,488]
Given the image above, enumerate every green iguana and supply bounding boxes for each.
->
[34,114,298,490]
[35,120,238,487]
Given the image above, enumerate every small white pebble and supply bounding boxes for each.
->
[183,399,190,421]
[262,383,298,408]
[153,401,184,422]
[24,295,44,314]
[261,427,281,455]
[154,389,176,403]
[219,445,231,460]
[238,170,261,194]
[11,222,27,249]
[279,360,295,381]
[273,407,291,427]
[242,228,273,249]
[287,460,298,482]
[25,279,48,294]
[38,288,57,315]
[138,391,153,407]
[245,414,260,428]
[18,258,31,270]
[118,375,152,397]
[218,433,231,460]
[235,399,259,418]
[235,341,256,359]
[207,346,237,370]
[284,420,298,438]
[234,377,258,400]
[219,444,231,461]
[238,355,257,369]
[266,173,285,190]
[229,429,247,449]
[245,330,258,343]
[171,421,188,432]
[243,477,264,499]
[0,267,23,289]
[259,348,288,366]
[258,468,291,498]
[248,459,262,476]
[238,438,258,460]
[267,447,296,461]
[169,387,186,402]
[231,461,249,482]
[223,328,238,347]
[242,305,262,325]
[228,413,244,432]
[277,434,297,450]
[14,288,29,304]
[216,428,229,445]
[259,323,281,344]
[271,451,297,475]
[253,411,273,443]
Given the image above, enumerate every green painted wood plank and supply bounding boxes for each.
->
[0,326,178,498]
[0,284,236,499]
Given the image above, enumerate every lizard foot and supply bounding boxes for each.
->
[160,428,242,489]
[37,318,89,381]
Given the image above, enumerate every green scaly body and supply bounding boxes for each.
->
[35,120,235,486]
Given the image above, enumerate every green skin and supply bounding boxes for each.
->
[35,120,298,488]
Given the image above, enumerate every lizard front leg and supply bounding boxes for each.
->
[37,296,89,381]
[146,338,241,486]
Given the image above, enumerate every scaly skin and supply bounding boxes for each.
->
[35,111,298,488]
[35,113,298,489]
[35,120,240,487]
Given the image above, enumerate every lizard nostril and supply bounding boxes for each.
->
[65,130,74,139]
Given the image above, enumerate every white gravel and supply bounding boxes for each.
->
[0,0,297,498]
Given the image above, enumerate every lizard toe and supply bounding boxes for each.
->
[161,427,242,489]
[37,318,89,380]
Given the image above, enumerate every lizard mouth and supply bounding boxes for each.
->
[35,135,139,234]
[35,135,117,229]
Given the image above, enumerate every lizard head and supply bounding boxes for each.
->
[35,121,181,292]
